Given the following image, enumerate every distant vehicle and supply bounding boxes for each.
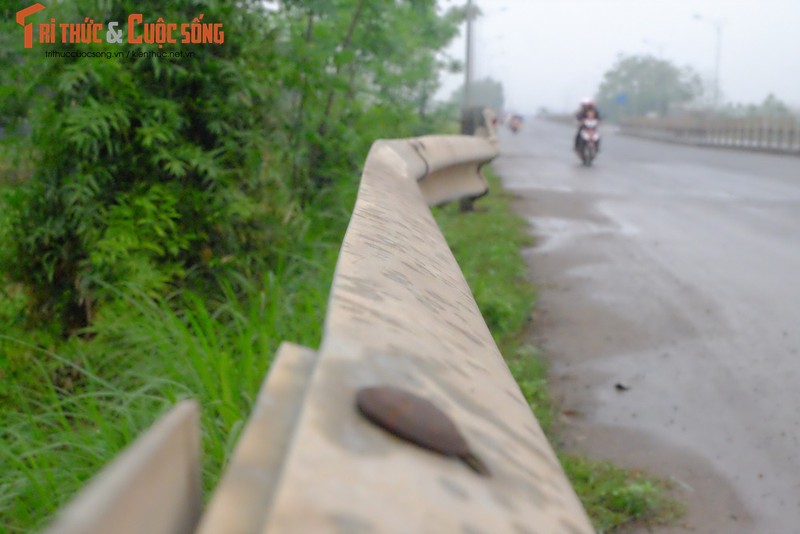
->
[509,114,523,133]
[576,117,600,166]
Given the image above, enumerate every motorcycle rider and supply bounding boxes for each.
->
[574,98,602,152]
[509,113,523,132]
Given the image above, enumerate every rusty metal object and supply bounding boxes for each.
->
[356,385,490,476]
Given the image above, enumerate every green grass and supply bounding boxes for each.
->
[0,257,339,532]
[561,455,682,532]
[433,167,682,532]
[0,178,350,532]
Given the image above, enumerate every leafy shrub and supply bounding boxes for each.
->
[0,1,289,330]
[1,0,465,332]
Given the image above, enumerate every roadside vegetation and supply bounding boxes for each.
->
[0,1,465,531]
[434,169,683,532]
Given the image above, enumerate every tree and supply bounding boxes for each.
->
[0,0,465,331]
[449,77,505,111]
[757,94,791,117]
[1,1,301,329]
[273,0,465,197]
[718,94,795,118]
[595,54,703,121]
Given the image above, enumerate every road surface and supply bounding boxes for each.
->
[493,119,800,533]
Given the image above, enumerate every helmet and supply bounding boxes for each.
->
[581,97,595,107]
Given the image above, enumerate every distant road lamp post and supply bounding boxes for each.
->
[693,13,723,109]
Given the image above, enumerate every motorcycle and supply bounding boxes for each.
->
[509,114,523,133]
[576,118,600,166]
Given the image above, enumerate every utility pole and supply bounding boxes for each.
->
[459,0,478,211]
[713,21,721,108]
[460,0,476,135]
[464,0,474,112]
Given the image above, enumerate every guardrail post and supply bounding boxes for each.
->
[43,401,202,534]
[197,342,318,534]
[459,107,496,212]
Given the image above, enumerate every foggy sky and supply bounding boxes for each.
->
[436,0,800,114]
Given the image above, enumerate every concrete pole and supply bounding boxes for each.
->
[713,21,721,109]
[464,0,474,111]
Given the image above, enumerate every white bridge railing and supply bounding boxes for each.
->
[44,119,593,534]
[620,115,800,155]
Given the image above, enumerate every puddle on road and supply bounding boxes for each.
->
[526,215,641,254]
[501,177,576,194]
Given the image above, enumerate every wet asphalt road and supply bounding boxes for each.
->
[493,119,800,533]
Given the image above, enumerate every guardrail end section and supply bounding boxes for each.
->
[411,137,496,208]
[43,400,202,534]
[196,341,318,534]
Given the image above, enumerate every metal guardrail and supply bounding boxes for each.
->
[44,118,594,533]
[620,116,800,155]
